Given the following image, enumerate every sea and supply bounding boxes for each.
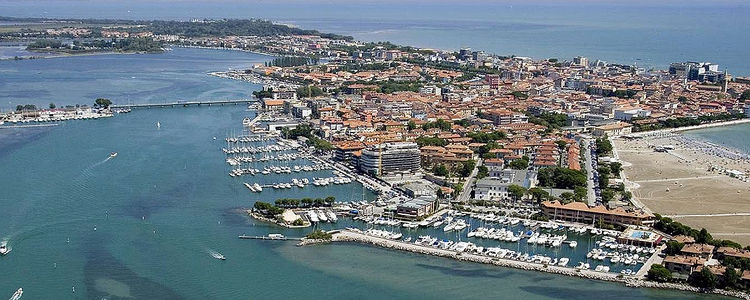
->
[1,0,749,75]
[0,47,730,299]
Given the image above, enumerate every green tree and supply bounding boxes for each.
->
[647,264,672,282]
[740,89,750,102]
[556,140,567,150]
[507,184,527,201]
[95,98,112,109]
[560,192,575,204]
[609,162,622,177]
[722,267,740,289]
[664,240,685,255]
[407,120,417,131]
[433,164,449,177]
[696,228,713,244]
[601,189,615,203]
[528,187,550,203]
[296,85,324,98]
[508,159,528,170]
[476,165,489,179]
[595,138,613,155]
[49,102,56,109]
[573,186,587,202]
[690,267,718,290]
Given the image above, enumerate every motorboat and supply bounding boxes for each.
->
[109,152,118,158]
[0,241,10,256]
[9,288,22,300]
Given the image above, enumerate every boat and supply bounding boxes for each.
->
[9,288,22,300]
[558,257,569,266]
[0,241,9,256]
[326,211,338,222]
[568,241,578,248]
[109,152,118,158]
[209,250,226,260]
[157,121,161,129]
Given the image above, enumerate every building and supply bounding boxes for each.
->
[396,196,439,220]
[360,142,421,176]
[473,170,533,201]
[663,255,706,277]
[616,227,663,247]
[681,243,715,260]
[573,56,589,67]
[592,121,633,137]
[540,200,654,225]
[716,247,750,260]
[614,108,651,121]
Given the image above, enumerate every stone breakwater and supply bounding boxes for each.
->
[321,230,750,300]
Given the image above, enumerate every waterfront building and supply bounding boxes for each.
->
[473,170,533,201]
[540,200,654,226]
[663,255,707,279]
[360,142,421,176]
[616,227,663,247]
[395,196,439,220]
[592,121,633,137]
[573,56,588,67]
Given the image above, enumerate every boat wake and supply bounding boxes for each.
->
[206,248,226,260]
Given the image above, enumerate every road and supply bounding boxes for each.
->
[582,139,598,206]
[456,158,482,203]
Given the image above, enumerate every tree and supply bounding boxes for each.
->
[528,187,550,203]
[296,85,324,98]
[647,264,672,282]
[556,140,567,150]
[95,98,112,109]
[49,102,56,109]
[407,120,417,131]
[678,96,689,103]
[537,167,587,189]
[324,196,336,205]
[696,228,713,244]
[740,89,750,102]
[691,267,718,290]
[433,164,449,177]
[476,165,489,179]
[507,185,526,201]
[573,186,587,202]
[595,138,613,155]
[722,267,740,289]
[609,162,622,177]
[601,189,615,203]
[664,240,684,255]
[508,159,528,170]
[560,192,575,204]
[459,160,476,178]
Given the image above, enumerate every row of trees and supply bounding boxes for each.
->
[653,214,746,249]
[527,112,569,130]
[265,56,318,67]
[633,113,745,132]
[274,196,335,208]
[537,167,587,190]
[431,160,476,178]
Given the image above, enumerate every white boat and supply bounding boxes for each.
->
[9,288,22,300]
[317,210,329,222]
[109,152,118,158]
[253,183,262,192]
[568,241,578,248]
[308,211,319,223]
[326,211,338,222]
[208,249,226,260]
[558,257,569,267]
[0,241,9,256]
[157,121,161,129]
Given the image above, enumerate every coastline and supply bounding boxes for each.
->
[313,230,750,299]
[627,118,750,138]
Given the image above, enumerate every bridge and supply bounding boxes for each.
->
[110,98,258,109]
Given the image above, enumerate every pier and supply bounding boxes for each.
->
[238,235,302,241]
[111,98,257,109]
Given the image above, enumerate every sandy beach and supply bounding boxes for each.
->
[614,134,750,245]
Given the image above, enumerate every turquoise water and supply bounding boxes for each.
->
[0,50,729,299]
[1,1,749,74]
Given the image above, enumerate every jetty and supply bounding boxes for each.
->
[238,234,302,241]
[111,98,257,109]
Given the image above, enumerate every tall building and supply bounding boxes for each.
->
[360,142,421,176]
[573,56,588,67]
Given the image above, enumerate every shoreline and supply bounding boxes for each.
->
[627,118,750,138]
[318,230,749,299]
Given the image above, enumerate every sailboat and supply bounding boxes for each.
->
[9,288,23,300]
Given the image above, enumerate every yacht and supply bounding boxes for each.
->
[568,241,578,248]
[326,211,338,222]
[0,241,9,256]
[9,288,22,300]
[109,152,118,158]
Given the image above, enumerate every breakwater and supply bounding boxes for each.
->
[323,230,750,300]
